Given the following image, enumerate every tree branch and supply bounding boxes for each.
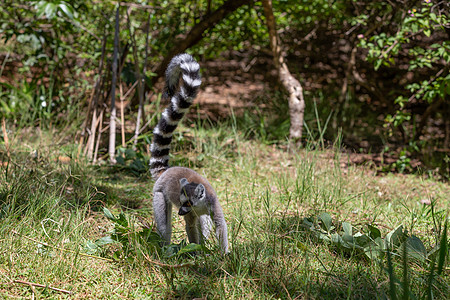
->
[149,0,255,88]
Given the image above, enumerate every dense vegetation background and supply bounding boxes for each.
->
[0,1,449,299]
[0,0,449,175]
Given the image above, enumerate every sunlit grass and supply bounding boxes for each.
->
[0,123,448,299]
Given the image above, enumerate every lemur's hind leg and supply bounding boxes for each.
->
[153,192,172,244]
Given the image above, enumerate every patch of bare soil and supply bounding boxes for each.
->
[194,56,275,120]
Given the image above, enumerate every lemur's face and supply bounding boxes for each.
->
[178,179,206,216]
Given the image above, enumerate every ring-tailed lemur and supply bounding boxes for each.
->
[150,53,229,254]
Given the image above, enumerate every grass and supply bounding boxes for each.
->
[0,123,449,299]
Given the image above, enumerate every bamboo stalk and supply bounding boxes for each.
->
[82,32,107,161]
[93,109,104,163]
[119,83,126,148]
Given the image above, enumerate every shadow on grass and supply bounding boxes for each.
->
[0,149,152,221]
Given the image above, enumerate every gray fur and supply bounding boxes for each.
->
[151,54,229,254]
[153,167,229,254]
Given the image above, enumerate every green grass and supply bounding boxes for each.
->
[0,125,449,299]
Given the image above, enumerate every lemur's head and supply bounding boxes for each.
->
[178,178,207,216]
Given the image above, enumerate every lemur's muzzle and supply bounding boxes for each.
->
[178,206,192,215]
[178,200,193,215]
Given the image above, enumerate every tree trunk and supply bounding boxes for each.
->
[261,0,305,143]
[109,5,120,164]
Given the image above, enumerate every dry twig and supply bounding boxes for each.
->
[13,280,73,295]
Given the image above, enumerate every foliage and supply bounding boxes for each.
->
[85,207,205,261]
[358,0,449,146]
[115,147,149,176]
[302,211,449,299]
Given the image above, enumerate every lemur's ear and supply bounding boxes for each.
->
[180,178,189,188]
[194,184,206,200]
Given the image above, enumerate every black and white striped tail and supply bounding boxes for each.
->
[150,53,202,180]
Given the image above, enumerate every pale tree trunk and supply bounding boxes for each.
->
[261,0,305,143]
[109,5,120,164]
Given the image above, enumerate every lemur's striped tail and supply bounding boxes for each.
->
[150,53,202,180]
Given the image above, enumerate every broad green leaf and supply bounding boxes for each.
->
[385,225,405,249]
[319,212,332,232]
[364,239,384,260]
[84,241,99,254]
[354,232,371,247]
[342,222,352,236]
[95,236,116,247]
[302,217,314,230]
[405,236,427,262]
[317,232,331,242]
[331,233,343,246]
[103,207,116,221]
[58,3,74,20]
[342,233,354,245]
[44,3,57,19]
[368,224,382,239]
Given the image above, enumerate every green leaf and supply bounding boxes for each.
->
[368,224,382,239]
[319,212,332,232]
[113,250,122,260]
[342,233,355,249]
[116,155,125,165]
[84,241,99,254]
[95,236,116,247]
[331,233,343,245]
[302,217,314,230]
[354,232,371,247]
[177,243,203,255]
[374,59,382,71]
[44,3,57,19]
[342,222,352,236]
[103,207,116,221]
[437,219,448,275]
[385,225,406,249]
[405,235,427,262]
[364,237,385,260]
[58,3,74,20]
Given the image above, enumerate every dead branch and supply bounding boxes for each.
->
[13,280,73,295]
